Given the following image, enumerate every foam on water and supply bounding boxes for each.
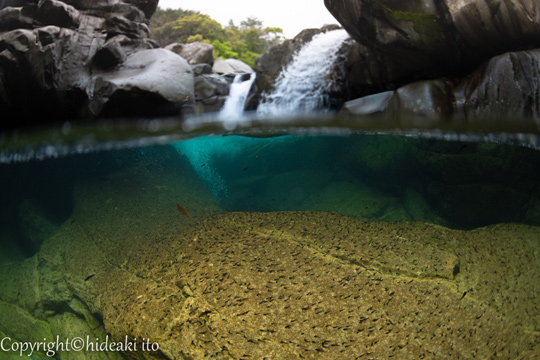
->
[257,29,351,116]
[219,73,256,121]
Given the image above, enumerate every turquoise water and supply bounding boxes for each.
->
[1,123,540,358]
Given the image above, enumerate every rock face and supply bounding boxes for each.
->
[0,0,194,129]
[325,0,540,79]
[323,0,540,125]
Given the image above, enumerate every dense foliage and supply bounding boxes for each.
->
[150,7,284,67]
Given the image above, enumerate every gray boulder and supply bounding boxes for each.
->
[254,26,342,95]
[342,79,454,125]
[193,73,229,102]
[342,49,540,127]
[213,58,253,74]
[0,5,34,31]
[166,42,214,66]
[448,0,540,60]
[324,0,540,124]
[191,63,212,76]
[0,0,195,129]
[325,0,540,79]
[324,0,461,79]
[224,58,254,73]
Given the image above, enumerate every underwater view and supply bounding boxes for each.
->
[2,0,540,359]
[2,124,540,359]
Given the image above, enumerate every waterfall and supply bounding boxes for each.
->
[219,73,256,120]
[257,29,351,116]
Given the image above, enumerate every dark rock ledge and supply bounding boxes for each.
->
[321,0,540,127]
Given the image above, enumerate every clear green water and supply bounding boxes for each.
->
[1,119,540,358]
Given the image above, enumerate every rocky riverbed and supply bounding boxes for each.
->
[0,142,539,359]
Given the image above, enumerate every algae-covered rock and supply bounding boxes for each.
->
[300,180,410,221]
[3,205,540,358]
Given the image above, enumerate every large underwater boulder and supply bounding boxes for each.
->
[90,48,194,117]
[0,0,193,129]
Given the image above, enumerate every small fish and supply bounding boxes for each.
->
[84,274,95,281]
[243,166,249,171]
[176,202,190,216]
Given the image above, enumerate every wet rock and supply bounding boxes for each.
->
[448,0,540,61]
[324,0,461,78]
[1,143,540,357]
[193,73,229,102]
[325,0,540,78]
[213,58,253,74]
[341,90,396,117]
[195,95,228,113]
[191,63,212,76]
[0,0,191,129]
[343,49,540,126]
[342,79,455,124]
[342,135,540,228]
[255,27,344,94]
[324,0,540,122]
[254,39,294,93]
[165,42,214,66]
[90,48,195,116]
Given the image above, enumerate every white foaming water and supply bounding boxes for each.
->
[257,29,351,116]
[219,73,256,120]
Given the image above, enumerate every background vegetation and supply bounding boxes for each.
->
[150,8,284,67]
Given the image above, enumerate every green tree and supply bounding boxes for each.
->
[240,17,263,29]
[150,8,195,47]
[149,8,285,68]
[173,12,225,43]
